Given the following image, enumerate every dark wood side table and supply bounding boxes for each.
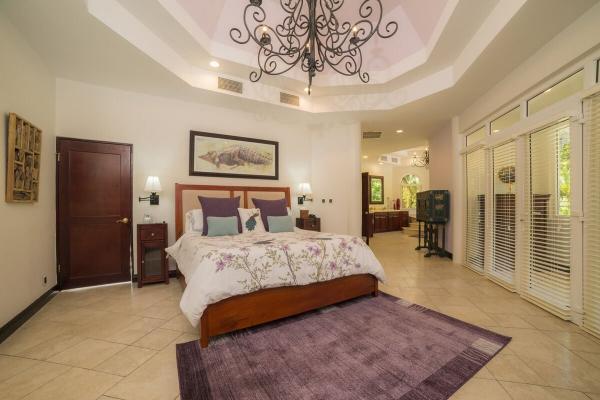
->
[137,223,169,288]
[296,217,321,232]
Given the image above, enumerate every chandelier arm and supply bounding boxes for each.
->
[231,2,308,58]
[316,0,397,55]
[318,45,366,80]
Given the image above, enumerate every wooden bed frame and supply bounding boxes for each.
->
[174,183,378,348]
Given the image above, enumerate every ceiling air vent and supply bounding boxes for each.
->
[362,131,382,139]
[280,92,300,107]
[218,77,243,94]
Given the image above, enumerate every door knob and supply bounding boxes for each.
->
[116,217,129,224]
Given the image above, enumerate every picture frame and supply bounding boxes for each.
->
[189,131,279,180]
[5,113,42,203]
[369,175,384,204]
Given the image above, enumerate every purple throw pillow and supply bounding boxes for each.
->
[252,198,288,231]
[198,196,241,235]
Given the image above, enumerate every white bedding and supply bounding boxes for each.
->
[166,229,386,327]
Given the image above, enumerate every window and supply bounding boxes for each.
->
[527,70,584,116]
[521,119,571,317]
[491,106,520,134]
[466,126,486,146]
[490,141,517,287]
[465,149,486,272]
[369,175,384,204]
[400,175,420,208]
[583,92,600,337]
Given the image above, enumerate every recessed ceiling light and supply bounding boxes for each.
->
[396,129,403,133]
[362,155,368,159]
[492,129,500,133]
[209,60,220,68]
[378,162,384,165]
[303,87,310,93]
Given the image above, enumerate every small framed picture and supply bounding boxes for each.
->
[189,131,279,180]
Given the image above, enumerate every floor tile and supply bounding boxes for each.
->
[0,355,39,383]
[449,378,511,400]
[17,334,86,360]
[48,338,126,369]
[94,346,156,377]
[21,368,121,400]
[486,354,545,385]
[133,328,182,350]
[0,361,70,400]
[500,381,592,400]
[105,340,180,400]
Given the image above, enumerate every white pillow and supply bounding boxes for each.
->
[184,209,203,233]
[238,208,266,233]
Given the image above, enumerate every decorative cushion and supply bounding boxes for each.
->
[238,208,266,233]
[267,215,295,233]
[184,209,203,233]
[252,198,288,231]
[198,196,241,236]
[206,216,239,237]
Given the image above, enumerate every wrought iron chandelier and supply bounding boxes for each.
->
[230,0,398,95]
[410,150,429,168]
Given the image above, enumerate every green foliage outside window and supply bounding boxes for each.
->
[370,177,384,204]
[401,175,420,209]
[558,140,570,216]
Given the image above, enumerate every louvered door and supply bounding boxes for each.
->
[465,148,486,272]
[583,92,600,336]
[489,141,517,287]
[521,120,571,317]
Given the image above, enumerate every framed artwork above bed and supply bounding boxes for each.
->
[189,131,279,180]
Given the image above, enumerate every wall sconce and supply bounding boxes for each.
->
[297,182,312,205]
[139,176,162,205]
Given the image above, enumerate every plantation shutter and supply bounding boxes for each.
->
[465,148,486,272]
[489,141,517,287]
[583,92,600,337]
[521,119,571,318]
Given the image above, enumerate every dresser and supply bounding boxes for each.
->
[137,223,169,288]
[372,211,409,233]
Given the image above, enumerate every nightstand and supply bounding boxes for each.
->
[296,217,321,232]
[137,223,169,288]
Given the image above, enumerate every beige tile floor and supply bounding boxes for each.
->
[0,231,598,399]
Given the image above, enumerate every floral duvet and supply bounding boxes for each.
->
[166,229,386,327]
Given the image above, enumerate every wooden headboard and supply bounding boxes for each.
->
[175,184,291,239]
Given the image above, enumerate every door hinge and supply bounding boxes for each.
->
[56,153,60,162]
[57,264,61,274]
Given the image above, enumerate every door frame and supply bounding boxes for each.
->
[55,137,134,290]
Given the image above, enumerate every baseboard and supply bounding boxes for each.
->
[446,251,453,260]
[0,287,58,344]
[131,270,178,282]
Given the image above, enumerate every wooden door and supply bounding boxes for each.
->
[361,172,372,238]
[57,138,132,289]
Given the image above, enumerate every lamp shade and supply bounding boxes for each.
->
[299,182,312,195]
[144,176,162,193]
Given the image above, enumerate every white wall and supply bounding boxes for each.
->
[55,79,362,273]
[311,121,362,236]
[0,14,56,326]
[428,123,454,251]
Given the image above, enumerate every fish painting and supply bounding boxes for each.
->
[190,131,278,179]
[199,145,273,169]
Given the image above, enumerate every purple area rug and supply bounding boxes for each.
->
[176,293,510,400]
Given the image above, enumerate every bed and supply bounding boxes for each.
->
[168,184,385,347]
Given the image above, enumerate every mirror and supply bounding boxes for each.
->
[369,175,384,204]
